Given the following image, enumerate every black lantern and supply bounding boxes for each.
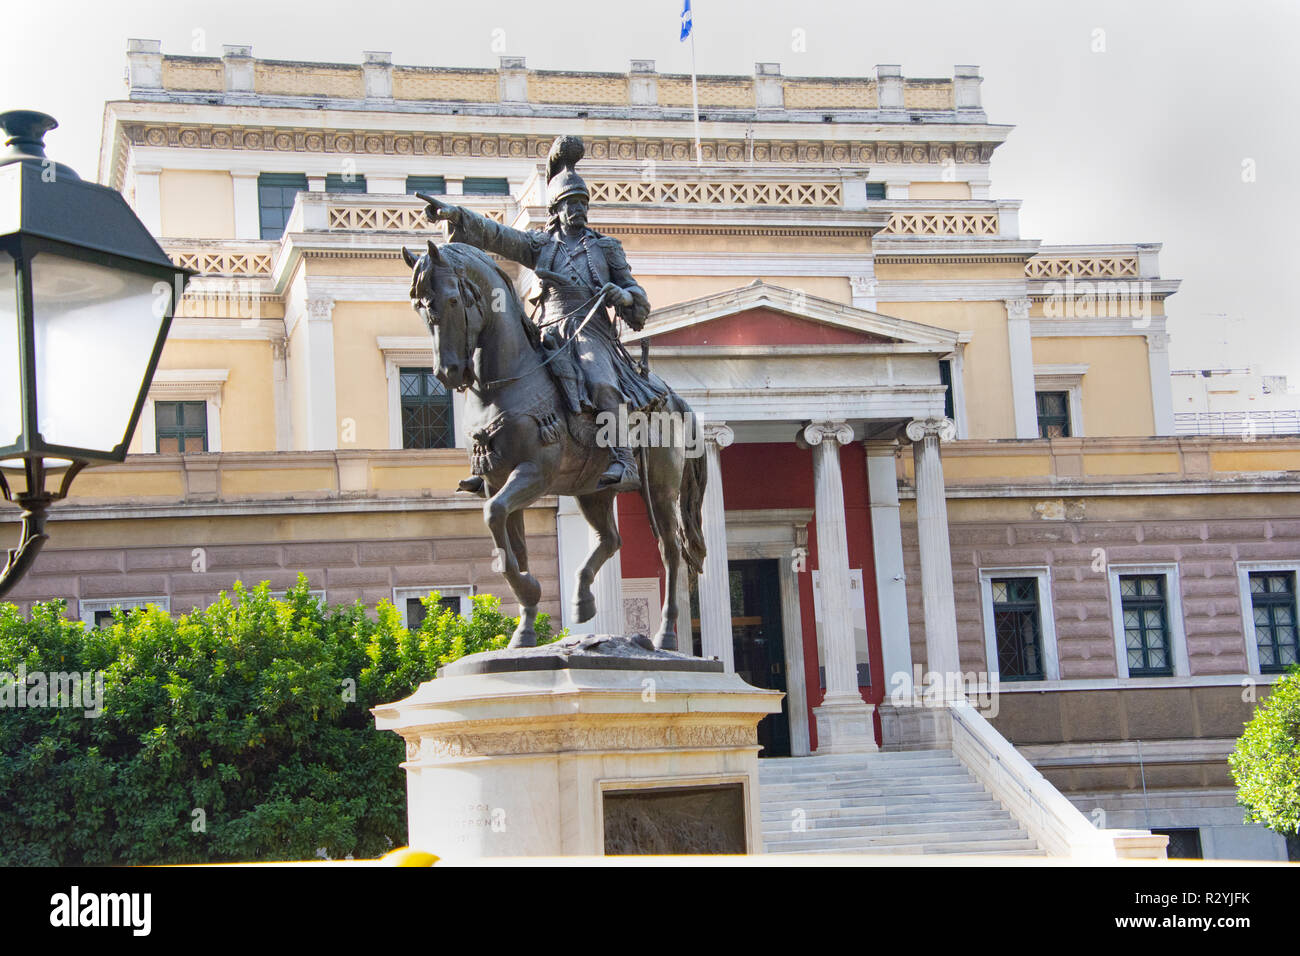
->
[0,110,193,599]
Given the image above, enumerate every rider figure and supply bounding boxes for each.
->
[422,135,660,494]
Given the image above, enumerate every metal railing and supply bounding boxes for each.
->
[1174,410,1300,436]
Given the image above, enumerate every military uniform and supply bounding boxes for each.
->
[438,135,665,492]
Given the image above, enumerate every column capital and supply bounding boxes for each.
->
[802,420,853,447]
[1146,330,1171,353]
[1004,297,1031,321]
[306,296,336,322]
[905,417,957,443]
[702,422,734,448]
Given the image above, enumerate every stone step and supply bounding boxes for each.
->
[759,769,971,787]
[763,816,1018,841]
[760,794,1004,815]
[759,760,964,776]
[761,806,1015,828]
[764,832,1040,858]
[761,780,987,799]
[765,843,1048,857]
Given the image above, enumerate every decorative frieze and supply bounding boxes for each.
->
[1026,255,1140,279]
[879,211,1000,236]
[588,179,842,206]
[112,119,996,188]
[170,248,273,276]
[404,721,757,760]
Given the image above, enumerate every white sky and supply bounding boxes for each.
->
[3,0,1297,386]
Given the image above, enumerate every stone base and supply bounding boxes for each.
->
[876,702,954,751]
[811,695,879,753]
[373,637,783,857]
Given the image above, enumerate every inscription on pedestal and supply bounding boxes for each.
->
[602,783,746,855]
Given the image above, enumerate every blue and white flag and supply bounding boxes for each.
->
[680,0,693,41]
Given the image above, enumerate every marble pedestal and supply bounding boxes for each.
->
[372,636,784,858]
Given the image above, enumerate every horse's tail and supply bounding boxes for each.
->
[678,446,708,577]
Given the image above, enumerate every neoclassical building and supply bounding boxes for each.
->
[5,40,1298,859]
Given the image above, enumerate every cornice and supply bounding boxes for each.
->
[107,112,1004,190]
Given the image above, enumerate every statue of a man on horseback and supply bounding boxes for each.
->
[421,135,663,494]
[401,135,707,652]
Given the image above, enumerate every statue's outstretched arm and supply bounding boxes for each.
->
[420,193,545,268]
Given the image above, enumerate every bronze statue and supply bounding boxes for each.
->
[401,136,706,650]
[421,135,664,494]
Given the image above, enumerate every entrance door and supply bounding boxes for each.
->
[730,559,791,757]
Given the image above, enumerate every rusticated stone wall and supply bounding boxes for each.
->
[901,500,1300,680]
[6,525,561,625]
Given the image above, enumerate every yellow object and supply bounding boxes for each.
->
[382,847,439,867]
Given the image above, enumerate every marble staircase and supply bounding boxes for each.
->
[759,750,1046,855]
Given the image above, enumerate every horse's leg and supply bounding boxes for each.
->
[504,510,537,640]
[572,490,620,625]
[484,462,548,647]
[646,447,685,651]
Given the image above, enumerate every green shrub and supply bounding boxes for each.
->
[0,575,556,865]
[1229,670,1300,837]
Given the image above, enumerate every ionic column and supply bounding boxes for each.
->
[805,421,878,753]
[698,422,734,670]
[906,417,961,685]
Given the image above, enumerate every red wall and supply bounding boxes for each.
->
[652,307,888,347]
[616,440,884,751]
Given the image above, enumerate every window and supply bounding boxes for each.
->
[1119,575,1172,676]
[155,401,207,453]
[80,596,170,627]
[990,577,1045,680]
[463,177,510,196]
[257,173,308,240]
[406,175,446,195]
[325,173,366,193]
[1036,391,1071,438]
[1248,570,1298,673]
[980,569,1059,682]
[865,182,887,200]
[1107,565,1187,679]
[1151,828,1203,860]
[393,586,472,628]
[939,359,955,421]
[400,367,454,449]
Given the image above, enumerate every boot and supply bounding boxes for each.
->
[597,446,640,492]
[457,475,487,497]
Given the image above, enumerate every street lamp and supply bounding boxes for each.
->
[0,109,193,599]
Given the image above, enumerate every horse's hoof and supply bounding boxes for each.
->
[508,628,537,649]
[574,595,597,623]
[652,630,678,652]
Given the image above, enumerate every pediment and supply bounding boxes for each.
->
[628,280,960,350]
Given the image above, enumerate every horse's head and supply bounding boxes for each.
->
[403,239,482,391]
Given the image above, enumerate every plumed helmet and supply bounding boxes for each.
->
[546,134,589,209]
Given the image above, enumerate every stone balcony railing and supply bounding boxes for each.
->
[292,191,513,235]
[166,238,277,276]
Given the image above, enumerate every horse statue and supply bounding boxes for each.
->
[401,239,707,652]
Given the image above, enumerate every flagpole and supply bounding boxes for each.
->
[690,15,701,164]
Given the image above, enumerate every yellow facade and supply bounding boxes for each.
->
[159,170,235,238]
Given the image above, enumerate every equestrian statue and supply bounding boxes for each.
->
[402,134,706,651]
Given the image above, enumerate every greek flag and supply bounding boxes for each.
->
[680,0,693,41]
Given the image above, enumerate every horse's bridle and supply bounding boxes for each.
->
[418,259,484,394]
[420,256,610,398]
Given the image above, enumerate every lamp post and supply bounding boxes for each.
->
[0,109,193,599]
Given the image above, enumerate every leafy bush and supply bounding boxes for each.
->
[0,575,556,865]
[1229,670,1300,837]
